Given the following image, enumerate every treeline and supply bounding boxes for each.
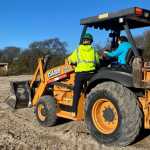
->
[0,38,67,75]
[0,30,150,76]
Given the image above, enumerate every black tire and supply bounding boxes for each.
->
[85,81,142,146]
[35,95,57,127]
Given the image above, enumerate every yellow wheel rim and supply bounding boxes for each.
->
[92,99,119,134]
[37,104,46,121]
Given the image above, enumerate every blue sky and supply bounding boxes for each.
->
[0,0,149,52]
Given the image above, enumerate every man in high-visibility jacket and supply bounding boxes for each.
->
[68,33,100,116]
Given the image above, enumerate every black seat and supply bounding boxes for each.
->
[125,48,136,66]
[126,48,143,66]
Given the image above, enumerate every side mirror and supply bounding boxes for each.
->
[109,33,114,37]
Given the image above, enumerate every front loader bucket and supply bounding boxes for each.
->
[6,81,31,109]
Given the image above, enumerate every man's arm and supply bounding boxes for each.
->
[105,44,123,58]
[95,51,100,64]
[68,49,78,64]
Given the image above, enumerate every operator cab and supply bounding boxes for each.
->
[80,7,150,71]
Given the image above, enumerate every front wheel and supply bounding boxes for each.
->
[85,81,142,146]
[35,95,57,127]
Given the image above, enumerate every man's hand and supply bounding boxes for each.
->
[101,51,110,60]
[104,51,108,54]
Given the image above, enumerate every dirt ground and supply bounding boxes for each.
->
[0,75,149,150]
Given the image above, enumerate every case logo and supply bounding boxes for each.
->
[48,68,61,78]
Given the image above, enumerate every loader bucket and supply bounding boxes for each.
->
[6,81,31,109]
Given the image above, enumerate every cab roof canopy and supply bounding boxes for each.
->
[80,7,150,31]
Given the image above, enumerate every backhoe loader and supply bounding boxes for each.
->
[7,7,150,146]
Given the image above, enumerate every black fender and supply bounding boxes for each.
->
[86,67,133,94]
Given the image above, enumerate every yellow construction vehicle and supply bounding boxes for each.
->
[7,7,150,146]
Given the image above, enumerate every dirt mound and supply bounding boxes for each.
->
[0,103,97,150]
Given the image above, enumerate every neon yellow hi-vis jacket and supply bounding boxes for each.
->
[68,45,100,72]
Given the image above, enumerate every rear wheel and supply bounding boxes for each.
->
[85,81,142,146]
[92,98,119,135]
[35,95,57,127]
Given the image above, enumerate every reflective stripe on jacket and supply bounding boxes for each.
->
[68,45,100,72]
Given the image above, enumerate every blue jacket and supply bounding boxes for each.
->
[106,42,132,64]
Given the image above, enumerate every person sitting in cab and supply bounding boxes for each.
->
[104,36,132,65]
